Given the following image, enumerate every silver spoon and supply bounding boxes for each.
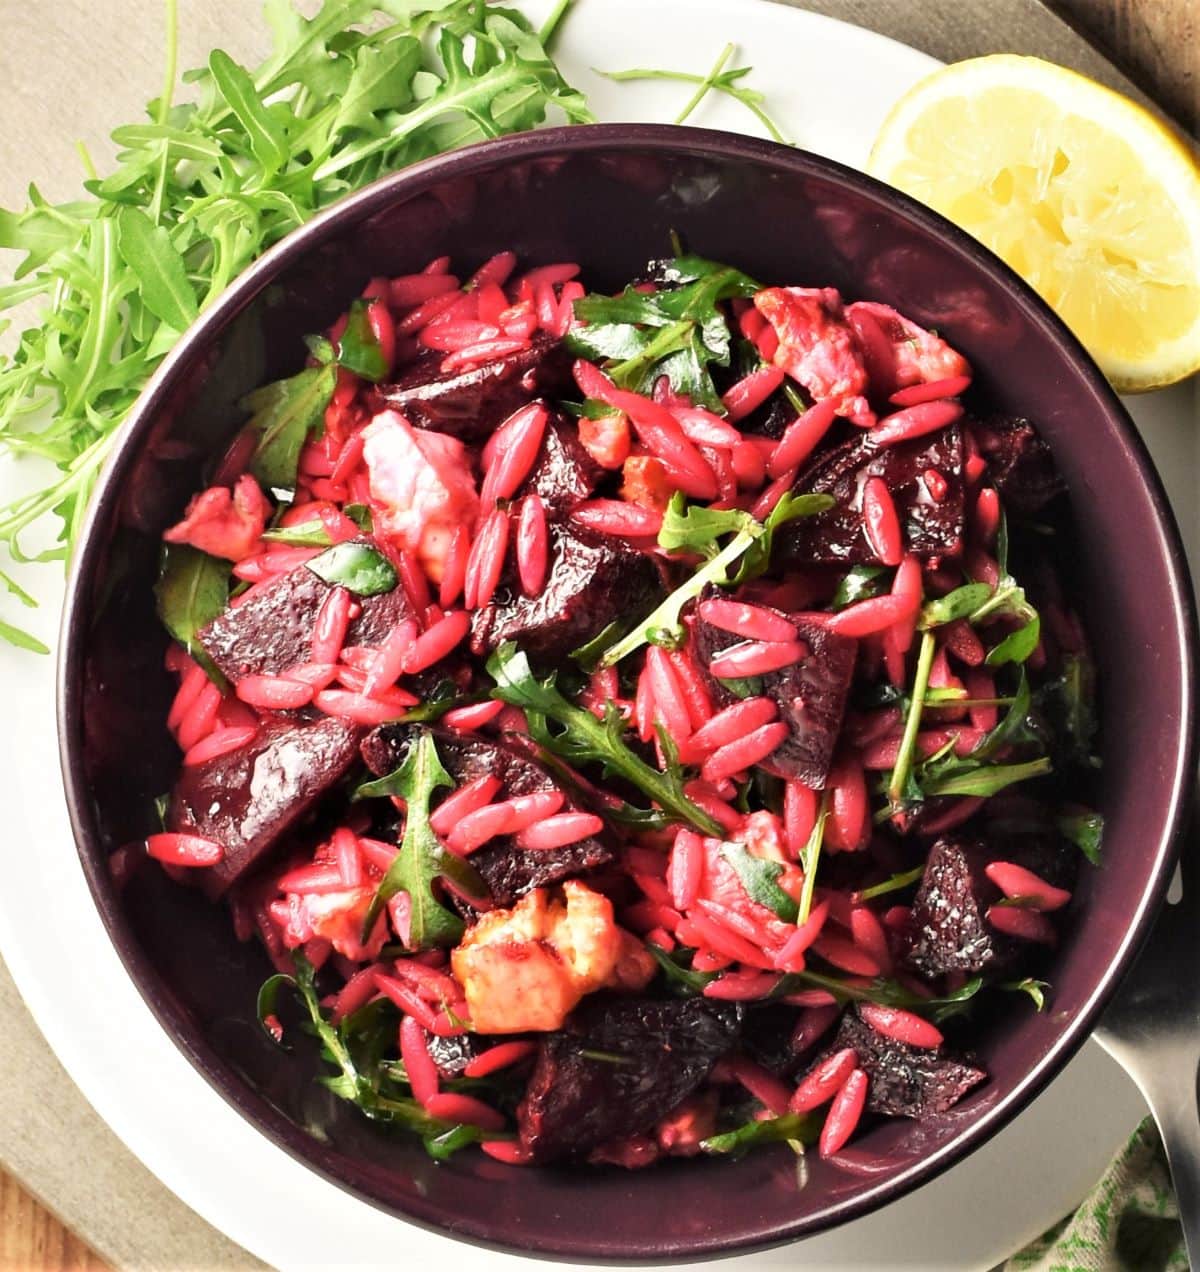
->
[1094,830,1200,1264]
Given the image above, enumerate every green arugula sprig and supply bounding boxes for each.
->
[566,255,759,411]
[262,954,494,1159]
[354,730,486,948]
[701,1111,818,1156]
[598,42,789,143]
[153,543,230,683]
[487,642,721,836]
[0,0,592,647]
[593,490,833,669]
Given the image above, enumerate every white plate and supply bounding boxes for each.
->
[1,0,1189,1267]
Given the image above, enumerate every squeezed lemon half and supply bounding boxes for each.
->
[868,55,1200,392]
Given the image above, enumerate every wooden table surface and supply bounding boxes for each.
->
[0,0,1193,1268]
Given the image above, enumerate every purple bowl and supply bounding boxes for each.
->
[58,124,1196,1261]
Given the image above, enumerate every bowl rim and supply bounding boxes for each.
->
[56,122,1199,1262]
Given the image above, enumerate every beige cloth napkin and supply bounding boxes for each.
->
[0,0,1144,1266]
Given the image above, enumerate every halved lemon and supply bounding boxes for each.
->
[868,55,1200,392]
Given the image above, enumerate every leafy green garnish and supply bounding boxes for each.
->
[344,503,374,534]
[831,564,886,611]
[243,363,337,493]
[920,757,1052,799]
[1002,977,1050,1011]
[1058,808,1104,866]
[307,540,396,596]
[853,864,925,903]
[153,543,230,682]
[886,629,936,808]
[0,0,591,647]
[796,792,828,926]
[271,954,490,1158]
[1039,652,1101,770]
[647,943,718,995]
[256,972,294,1050]
[701,1111,819,1156]
[599,43,789,144]
[566,256,759,411]
[721,843,797,922]
[919,583,993,630]
[336,299,388,382]
[487,642,720,835]
[597,491,832,668]
[355,731,483,949]
[261,521,334,548]
[774,968,986,1023]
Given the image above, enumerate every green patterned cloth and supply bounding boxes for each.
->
[1006,1118,1186,1271]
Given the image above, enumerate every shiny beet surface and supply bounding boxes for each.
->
[60,127,1196,1260]
[517,995,740,1162]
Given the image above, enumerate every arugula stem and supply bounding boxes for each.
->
[675,43,736,125]
[796,792,828,926]
[597,528,757,669]
[887,628,936,808]
[157,0,179,127]
[538,0,574,47]
[608,318,693,386]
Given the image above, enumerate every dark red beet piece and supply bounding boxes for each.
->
[823,1007,986,1118]
[519,414,602,516]
[469,522,662,662]
[360,727,614,906]
[197,538,412,682]
[904,832,1073,978]
[692,595,857,789]
[517,995,740,1162]
[367,335,573,442]
[778,422,964,566]
[972,416,1065,516]
[169,715,363,895]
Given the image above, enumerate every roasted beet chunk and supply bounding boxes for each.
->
[972,416,1065,516]
[469,522,662,662]
[367,335,573,442]
[692,598,856,789]
[519,414,601,515]
[360,727,614,906]
[826,1008,986,1118]
[517,996,740,1162]
[904,832,1073,978]
[197,538,411,682]
[779,423,964,566]
[169,716,362,894]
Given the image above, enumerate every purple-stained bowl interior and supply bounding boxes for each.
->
[58,125,1196,1261]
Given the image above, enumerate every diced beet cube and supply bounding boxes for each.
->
[824,1007,986,1118]
[169,715,363,895]
[469,522,662,663]
[972,416,1065,516]
[692,595,857,789]
[519,414,601,516]
[517,995,740,1162]
[367,335,573,442]
[779,423,964,566]
[904,831,1072,978]
[360,727,614,907]
[198,538,412,682]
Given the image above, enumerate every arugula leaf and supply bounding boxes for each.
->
[0,0,592,648]
[647,943,717,995]
[774,968,986,1022]
[597,491,832,668]
[853,865,925,903]
[796,792,828,926]
[114,206,197,331]
[355,731,483,949]
[920,757,1052,798]
[701,1111,819,1155]
[986,614,1041,667]
[721,843,798,922]
[487,642,720,835]
[1002,977,1049,1011]
[243,363,336,492]
[919,583,993,630]
[566,258,759,411]
[344,503,373,533]
[261,520,333,547]
[1058,809,1104,866]
[256,972,294,1050]
[307,540,397,596]
[336,299,388,382]
[599,44,790,144]
[1039,652,1101,769]
[832,564,886,611]
[153,544,229,682]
